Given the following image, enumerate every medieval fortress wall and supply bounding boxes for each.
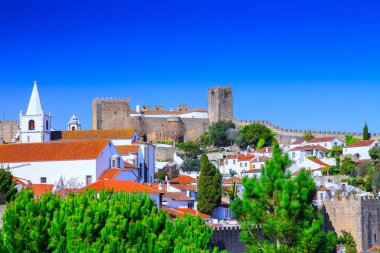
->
[322,195,380,252]
[0,120,19,143]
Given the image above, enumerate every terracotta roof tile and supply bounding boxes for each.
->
[308,137,336,143]
[0,139,110,163]
[116,145,139,155]
[308,158,330,168]
[51,128,135,140]
[288,145,328,151]
[99,168,122,180]
[255,147,273,153]
[30,184,54,197]
[226,154,254,161]
[290,139,304,145]
[86,180,162,194]
[171,184,197,192]
[169,175,197,184]
[124,162,140,169]
[318,186,329,191]
[13,176,31,187]
[347,139,376,148]
[161,206,185,218]
[223,176,242,184]
[163,192,193,201]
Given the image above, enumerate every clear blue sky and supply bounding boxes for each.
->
[0,0,379,133]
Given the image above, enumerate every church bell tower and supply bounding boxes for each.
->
[20,81,51,143]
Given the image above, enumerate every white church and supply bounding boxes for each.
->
[0,81,155,187]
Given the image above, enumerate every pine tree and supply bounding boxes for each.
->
[197,154,222,215]
[363,122,370,140]
[231,142,338,252]
[0,165,17,204]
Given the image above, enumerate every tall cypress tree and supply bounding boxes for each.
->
[0,165,17,204]
[363,122,370,140]
[231,142,338,252]
[197,154,222,215]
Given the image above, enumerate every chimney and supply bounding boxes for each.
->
[136,104,140,113]
[158,182,163,191]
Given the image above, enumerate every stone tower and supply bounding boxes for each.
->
[207,86,233,124]
[92,98,130,130]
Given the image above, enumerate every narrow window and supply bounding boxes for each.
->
[86,175,92,185]
[40,177,47,183]
[29,120,35,130]
[46,120,49,130]
[225,210,228,217]
[225,160,228,165]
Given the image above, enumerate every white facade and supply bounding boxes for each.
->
[343,140,379,160]
[241,169,261,178]
[224,156,252,175]
[212,205,233,220]
[68,114,81,131]
[287,146,327,165]
[308,137,345,149]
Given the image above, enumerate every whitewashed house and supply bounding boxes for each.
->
[224,154,253,175]
[0,139,120,186]
[253,146,273,157]
[287,139,306,151]
[343,140,379,160]
[307,136,345,149]
[287,145,328,165]
[212,200,234,220]
[298,158,331,177]
[241,169,261,178]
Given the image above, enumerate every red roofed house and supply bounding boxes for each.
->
[343,140,379,160]
[307,136,345,149]
[287,145,328,165]
[212,199,234,220]
[253,146,273,157]
[298,158,332,177]
[168,175,197,185]
[224,154,254,175]
[86,180,163,208]
[30,184,54,198]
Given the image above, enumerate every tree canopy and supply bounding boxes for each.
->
[231,143,338,252]
[180,158,201,173]
[338,230,357,253]
[177,141,201,159]
[0,166,17,204]
[363,122,370,140]
[302,131,315,142]
[236,124,275,149]
[0,190,217,253]
[197,154,222,215]
[200,120,236,147]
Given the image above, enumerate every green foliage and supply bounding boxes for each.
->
[329,146,343,158]
[0,166,17,204]
[177,141,201,159]
[363,122,370,140]
[200,120,236,147]
[236,123,274,149]
[345,135,361,146]
[256,138,266,150]
[198,154,222,215]
[157,169,167,181]
[340,157,356,175]
[338,230,357,253]
[229,169,237,177]
[227,181,238,201]
[302,131,315,142]
[0,190,215,253]
[181,158,201,173]
[369,147,380,160]
[231,143,338,252]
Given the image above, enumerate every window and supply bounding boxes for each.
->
[188,202,193,209]
[292,152,295,159]
[86,175,92,185]
[320,193,324,201]
[28,120,35,130]
[112,159,116,168]
[72,126,76,131]
[27,136,30,143]
[225,160,228,165]
[240,163,243,168]
[46,120,49,130]
[324,143,327,147]
[233,160,236,165]
[334,142,337,146]
[245,162,247,167]
[225,210,229,217]
[40,177,47,183]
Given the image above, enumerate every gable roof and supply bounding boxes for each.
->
[175,208,210,218]
[288,145,328,152]
[308,136,336,143]
[308,158,330,168]
[290,139,304,145]
[163,192,193,201]
[223,176,242,184]
[226,154,254,161]
[86,180,162,194]
[171,184,197,192]
[51,128,135,141]
[346,139,376,148]
[169,175,197,184]
[0,139,110,163]
[30,184,54,197]
[116,145,140,155]
[255,146,273,153]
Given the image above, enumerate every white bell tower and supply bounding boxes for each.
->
[20,81,51,143]
[68,114,81,131]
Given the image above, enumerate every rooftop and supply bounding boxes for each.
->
[169,175,197,184]
[51,128,135,141]
[346,139,376,148]
[86,180,162,194]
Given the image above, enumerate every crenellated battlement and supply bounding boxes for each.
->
[93,97,130,103]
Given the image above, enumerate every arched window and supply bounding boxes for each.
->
[46,120,49,130]
[28,120,35,130]
[72,126,76,131]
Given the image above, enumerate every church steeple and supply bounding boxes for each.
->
[26,81,44,116]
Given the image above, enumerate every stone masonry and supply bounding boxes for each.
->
[0,120,19,143]
[208,86,233,124]
[322,195,380,252]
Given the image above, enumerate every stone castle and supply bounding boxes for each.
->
[322,195,380,252]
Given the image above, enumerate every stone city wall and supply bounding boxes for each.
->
[0,120,19,143]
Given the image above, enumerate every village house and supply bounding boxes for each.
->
[343,140,379,160]
[307,136,345,149]
[224,154,254,175]
[287,145,328,165]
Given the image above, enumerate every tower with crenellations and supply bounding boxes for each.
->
[207,86,233,124]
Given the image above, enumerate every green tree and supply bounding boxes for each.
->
[256,138,266,150]
[177,141,201,159]
[0,165,17,204]
[338,230,356,253]
[197,154,222,215]
[302,131,315,142]
[231,143,338,252]
[1,190,216,252]
[180,158,201,173]
[345,135,361,146]
[200,120,236,147]
[340,157,356,175]
[363,122,370,140]
[236,124,274,149]
[369,147,380,160]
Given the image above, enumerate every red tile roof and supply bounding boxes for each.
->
[176,208,210,218]
[308,137,336,143]
[124,162,140,169]
[99,168,122,180]
[161,206,185,218]
[163,192,193,201]
[0,139,110,163]
[318,186,330,191]
[116,145,139,155]
[288,145,328,151]
[30,184,54,197]
[226,154,254,161]
[308,158,330,168]
[171,184,197,192]
[347,139,376,148]
[86,180,162,194]
[169,175,197,184]
[255,147,272,153]
[13,176,31,187]
[290,139,304,145]
[51,128,135,140]
[250,156,270,163]
[223,176,242,184]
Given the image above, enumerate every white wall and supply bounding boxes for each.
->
[343,143,378,160]
[309,138,345,149]
[180,112,208,119]
[212,206,233,220]
[163,198,193,209]
[96,141,120,179]
[8,159,96,186]
[115,170,139,181]
[20,114,51,143]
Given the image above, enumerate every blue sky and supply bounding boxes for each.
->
[0,0,379,132]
